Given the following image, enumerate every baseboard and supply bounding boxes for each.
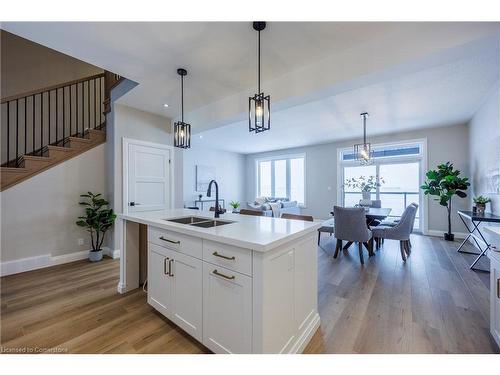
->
[426,230,468,240]
[0,246,118,277]
[289,312,321,354]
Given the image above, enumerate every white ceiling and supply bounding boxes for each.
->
[2,22,499,154]
[192,39,500,153]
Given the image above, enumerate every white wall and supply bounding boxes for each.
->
[183,146,245,208]
[469,80,500,215]
[1,144,108,263]
[245,123,470,234]
[108,103,183,251]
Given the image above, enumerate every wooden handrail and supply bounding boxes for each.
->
[1,72,106,104]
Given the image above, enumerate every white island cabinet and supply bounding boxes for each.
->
[118,209,321,354]
[485,226,500,348]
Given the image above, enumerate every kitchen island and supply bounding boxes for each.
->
[117,209,321,354]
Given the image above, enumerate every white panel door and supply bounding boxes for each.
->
[128,143,170,212]
[170,251,203,342]
[202,263,252,354]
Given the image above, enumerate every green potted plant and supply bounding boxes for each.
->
[344,175,384,200]
[76,192,117,262]
[473,195,491,214]
[421,162,470,241]
[229,200,241,213]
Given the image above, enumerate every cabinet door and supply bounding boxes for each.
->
[203,263,252,353]
[491,258,500,346]
[148,244,173,318]
[170,251,203,341]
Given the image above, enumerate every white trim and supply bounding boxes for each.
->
[122,137,175,214]
[0,247,118,277]
[426,230,469,240]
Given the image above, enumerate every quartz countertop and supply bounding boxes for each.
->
[120,209,321,252]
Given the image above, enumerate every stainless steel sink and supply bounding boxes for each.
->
[190,220,234,228]
[165,216,211,224]
[165,216,234,228]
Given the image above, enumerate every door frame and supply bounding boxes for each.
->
[336,138,428,234]
[122,137,175,214]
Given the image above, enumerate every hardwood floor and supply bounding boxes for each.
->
[1,234,498,354]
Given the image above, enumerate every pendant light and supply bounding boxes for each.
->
[354,112,373,164]
[174,68,191,149]
[248,21,270,133]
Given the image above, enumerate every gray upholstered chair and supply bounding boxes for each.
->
[379,202,418,227]
[371,203,418,262]
[333,206,373,265]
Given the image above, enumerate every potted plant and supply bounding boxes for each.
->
[473,195,491,214]
[344,175,384,200]
[229,200,241,212]
[76,192,117,262]
[421,162,470,241]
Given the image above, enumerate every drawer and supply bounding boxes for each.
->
[203,240,252,276]
[149,226,202,259]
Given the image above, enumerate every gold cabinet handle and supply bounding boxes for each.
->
[212,251,235,261]
[159,236,180,245]
[169,259,174,277]
[213,269,235,280]
[164,257,170,275]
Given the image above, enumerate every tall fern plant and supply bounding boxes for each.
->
[420,162,469,241]
[76,192,117,251]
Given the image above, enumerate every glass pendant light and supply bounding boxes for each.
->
[249,21,270,133]
[174,68,191,149]
[354,112,373,164]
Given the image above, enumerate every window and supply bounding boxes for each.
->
[257,155,305,205]
[339,140,425,231]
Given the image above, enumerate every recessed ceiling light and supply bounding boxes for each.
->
[199,135,203,139]
[163,103,169,108]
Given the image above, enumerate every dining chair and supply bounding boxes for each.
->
[371,203,418,262]
[209,206,226,213]
[333,206,373,265]
[281,213,314,222]
[379,202,418,227]
[239,209,265,216]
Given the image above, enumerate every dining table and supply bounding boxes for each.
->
[329,206,392,251]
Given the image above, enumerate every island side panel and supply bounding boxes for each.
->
[118,219,140,293]
[252,231,320,353]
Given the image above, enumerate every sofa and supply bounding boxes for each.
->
[247,197,300,217]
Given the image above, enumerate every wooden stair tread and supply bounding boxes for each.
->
[23,155,54,162]
[68,136,92,143]
[88,128,105,134]
[1,167,30,174]
[47,145,73,152]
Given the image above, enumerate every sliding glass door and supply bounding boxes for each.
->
[340,140,425,231]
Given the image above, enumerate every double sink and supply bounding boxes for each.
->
[165,216,234,228]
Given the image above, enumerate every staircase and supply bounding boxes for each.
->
[1,71,123,191]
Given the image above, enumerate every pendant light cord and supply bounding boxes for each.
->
[181,74,184,122]
[258,29,261,95]
[363,113,366,144]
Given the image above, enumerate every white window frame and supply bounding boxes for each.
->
[255,153,307,207]
[337,138,428,234]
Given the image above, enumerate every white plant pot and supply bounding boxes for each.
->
[89,250,103,262]
[362,191,371,200]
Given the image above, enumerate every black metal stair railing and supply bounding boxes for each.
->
[1,73,108,167]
